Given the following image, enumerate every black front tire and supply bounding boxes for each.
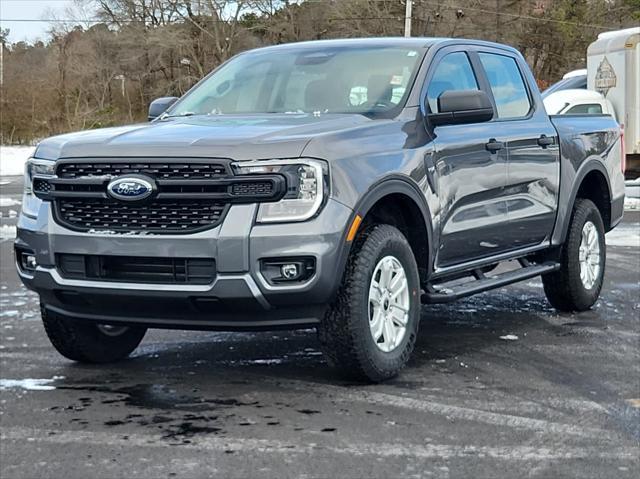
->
[41,304,147,363]
[542,199,606,312]
[318,224,421,383]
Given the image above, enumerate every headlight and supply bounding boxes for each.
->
[232,158,328,223]
[22,158,55,218]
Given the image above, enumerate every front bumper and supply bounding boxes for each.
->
[16,198,353,330]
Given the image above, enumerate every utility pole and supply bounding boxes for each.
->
[404,0,413,37]
[0,30,5,87]
[115,75,125,97]
[496,0,502,42]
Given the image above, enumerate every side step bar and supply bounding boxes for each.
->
[422,261,560,304]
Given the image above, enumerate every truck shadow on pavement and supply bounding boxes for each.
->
[60,283,607,386]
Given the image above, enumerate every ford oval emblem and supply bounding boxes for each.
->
[107,176,154,201]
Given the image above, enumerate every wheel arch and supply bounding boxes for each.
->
[556,161,613,245]
[338,177,434,286]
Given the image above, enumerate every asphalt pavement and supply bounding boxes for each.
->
[1,175,639,478]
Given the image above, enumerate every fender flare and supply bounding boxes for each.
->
[354,176,434,248]
[554,159,612,245]
[330,176,435,296]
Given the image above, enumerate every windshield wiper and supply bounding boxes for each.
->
[163,112,195,119]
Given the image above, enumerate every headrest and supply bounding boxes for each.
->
[367,75,393,105]
[305,79,339,112]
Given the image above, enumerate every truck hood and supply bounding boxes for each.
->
[34,114,373,162]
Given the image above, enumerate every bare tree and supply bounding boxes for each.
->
[1,0,639,143]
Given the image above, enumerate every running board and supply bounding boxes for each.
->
[422,261,560,304]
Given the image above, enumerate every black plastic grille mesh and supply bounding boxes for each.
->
[56,162,227,179]
[57,253,216,284]
[33,179,52,193]
[56,199,227,233]
[231,181,275,196]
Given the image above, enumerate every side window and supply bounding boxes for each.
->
[426,52,479,113]
[479,53,531,118]
[565,103,603,115]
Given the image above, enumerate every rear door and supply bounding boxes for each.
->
[476,49,560,249]
[425,48,512,268]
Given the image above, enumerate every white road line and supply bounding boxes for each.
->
[339,390,612,437]
[254,377,616,439]
[1,426,637,461]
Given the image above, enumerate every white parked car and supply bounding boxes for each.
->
[543,88,616,118]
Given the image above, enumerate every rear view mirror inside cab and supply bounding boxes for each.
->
[427,90,494,126]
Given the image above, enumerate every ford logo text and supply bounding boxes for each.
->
[107,177,154,201]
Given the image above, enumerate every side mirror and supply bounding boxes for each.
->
[427,90,494,126]
[148,96,178,121]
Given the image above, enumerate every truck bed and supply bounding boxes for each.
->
[549,113,625,241]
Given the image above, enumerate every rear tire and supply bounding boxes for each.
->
[542,199,606,312]
[41,304,147,363]
[318,224,420,382]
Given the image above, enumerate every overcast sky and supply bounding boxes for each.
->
[1,0,91,43]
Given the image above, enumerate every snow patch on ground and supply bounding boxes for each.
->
[0,225,17,240]
[0,198,21,207]
[624,197,640,210]
[0,146,35,177]
[0,376,64,391]
[499,334,519,341]
[607,224,640,248]
[626,180,640,209]
[1,209,19,218]
[245,358,286,365]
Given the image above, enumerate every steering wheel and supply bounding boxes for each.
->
[368,99,395,110]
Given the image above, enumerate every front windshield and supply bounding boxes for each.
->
[168,45,424,117]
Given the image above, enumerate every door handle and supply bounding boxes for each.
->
[485,139,504,153]
[537,134,554,148]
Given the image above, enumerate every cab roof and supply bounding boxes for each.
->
[247,37,520,55]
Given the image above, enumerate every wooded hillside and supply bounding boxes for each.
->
[1,0,638,144]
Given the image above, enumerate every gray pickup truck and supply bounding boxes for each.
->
[16,38,625,382]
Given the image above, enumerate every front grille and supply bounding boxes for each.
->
[57,254,216,284]
[56,162,228,179]
[56,199,228,233]
[36,159,286,234]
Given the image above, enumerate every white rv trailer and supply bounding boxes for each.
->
[587,27,639,179]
